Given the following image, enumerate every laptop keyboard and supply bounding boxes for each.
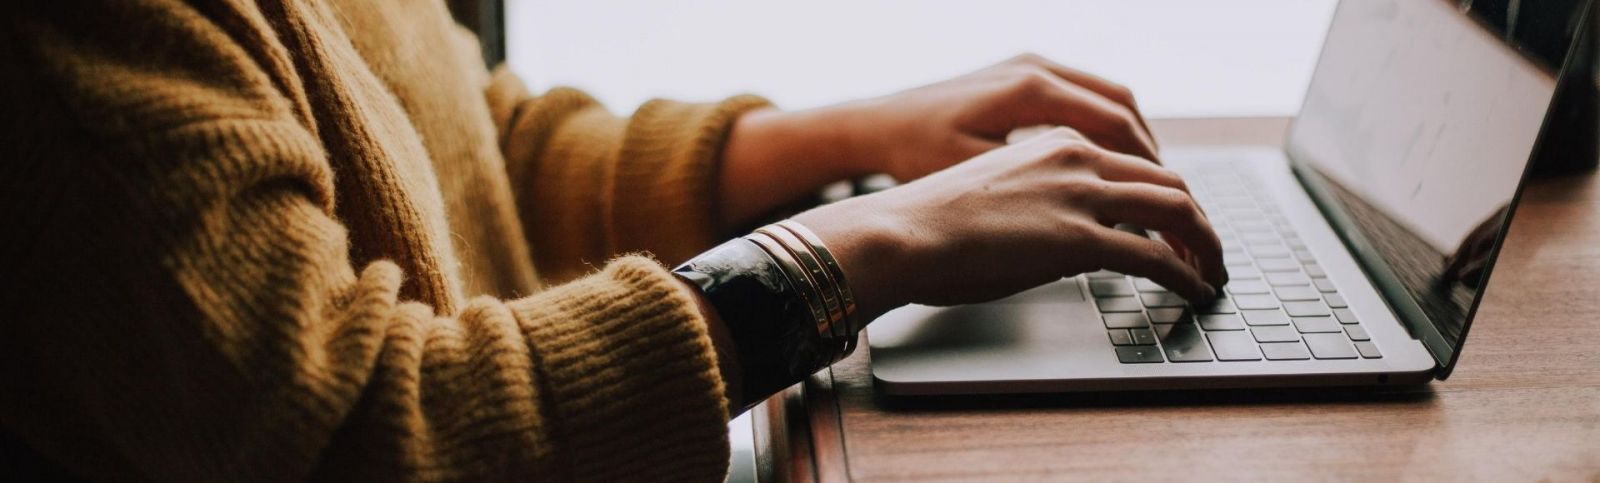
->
[1089,164,1383,364]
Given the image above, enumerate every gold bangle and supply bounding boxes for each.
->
[745,232,833,338]
[776,220,859,356]
[755,225,846,341]
[776,221,857,317]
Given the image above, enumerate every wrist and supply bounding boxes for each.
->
[791,198,918,322]
[719,107,874,230]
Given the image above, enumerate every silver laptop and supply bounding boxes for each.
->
[869,0,1586,395]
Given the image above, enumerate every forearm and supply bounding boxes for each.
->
[717,106,876,231]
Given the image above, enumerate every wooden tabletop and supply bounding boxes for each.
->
[750,117,1600,482]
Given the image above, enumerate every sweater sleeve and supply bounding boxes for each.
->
[1,3,729,481]
[484,67,771,283]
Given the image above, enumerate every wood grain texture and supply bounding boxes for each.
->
[753,117,1600,482]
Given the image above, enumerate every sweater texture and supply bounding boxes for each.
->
[0,0,770,480]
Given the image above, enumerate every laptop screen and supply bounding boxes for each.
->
[1285,0,1580,376]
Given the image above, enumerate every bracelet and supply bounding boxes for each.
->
[672,220,859,409]
[747,222,859,364]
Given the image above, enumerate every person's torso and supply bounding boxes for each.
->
[285,0,542,308]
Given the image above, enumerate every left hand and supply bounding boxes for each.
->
[719,54,1159,230]
[827,53,1159,181]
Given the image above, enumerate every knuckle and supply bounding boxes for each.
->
[1048,139,1095,161]
[1107,84,1138,106]
[1060,176,1110,202]
[1112,109,1142,135]
[1010,52,1045,66]
[1010,68,1055,95]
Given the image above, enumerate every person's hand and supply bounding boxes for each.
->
[831,53,1158,182]
[791,128,1224,321]
[718,54,1158,230]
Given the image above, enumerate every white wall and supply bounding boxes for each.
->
[505,0,1337,117]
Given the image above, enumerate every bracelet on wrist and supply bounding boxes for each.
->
[672,220,859,410]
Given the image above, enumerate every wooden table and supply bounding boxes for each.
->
[750,117,1600,482]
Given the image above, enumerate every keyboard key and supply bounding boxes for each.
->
[1130,328,1158,345]
[1242,309,1291,326]
[1292,316,1342,333]
[1147,307,1189,324]
[1295,250,1317,262]
[1251,325,1301,343]
[1141,292,1188,308]
[1103,312,1150,329]
[1325,293,1348,308]
[1284,236,1306,249]
[1235,221,1273,233]
[1284,301,1332,317]
[1226,280,1272,295]
[1207,332,1263,361]
[1108,329,1134,345]
[1304,263,1327,277]
[1199,314,1246,331]
[1249,245,1291,259]
[1260,342,1312,360]
[1243,236,1280,248]
[1228,265,1263,279]
[1224,252,1253,266]
[1218,197,1256,210]
[1152,323,1175,339]
[1133,278,1168,293]
[1354,341,1383,359]
[1233,294,1281,310]
[1304,333,1359,359]
[1089,279,1134,297]
[1345,325,1370,341]
[1333,308,1358,323]
[1097,297,1143,313]
[1266,272,1311,286]
[1087,270,1125,279]
[1115,346,1166,363]
[1196,297,1237,314]
[1313,278,1338,293]
[1274,286,1322,301]
[1257,258,1300,272]
[1228,210,1265,222]
[1161,323,1214,362]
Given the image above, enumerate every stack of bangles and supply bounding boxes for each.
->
[672,220,859,410]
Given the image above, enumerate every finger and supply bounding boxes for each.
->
[1089,226,1217,302]
[1007,125,1080,145]
[1012,54,1156,144]
[1094,183,1228,288]
[1082,147,1190,194]
[1007,76,1160,162]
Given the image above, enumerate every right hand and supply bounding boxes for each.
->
[792,128,1227,320]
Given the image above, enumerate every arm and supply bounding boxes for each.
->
[3,4,728,481]
[485,69,770,282]
[715,54,1165,233]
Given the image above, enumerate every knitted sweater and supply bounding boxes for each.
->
[0,0,769,480]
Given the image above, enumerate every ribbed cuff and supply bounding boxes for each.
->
[508,256,729,482]
[610,95,773,265]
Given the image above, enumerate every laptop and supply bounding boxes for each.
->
[868,0,1591,395]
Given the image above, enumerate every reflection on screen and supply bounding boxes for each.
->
[1286,0,1557,362]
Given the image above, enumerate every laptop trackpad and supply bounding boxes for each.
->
[868,279,1092,352]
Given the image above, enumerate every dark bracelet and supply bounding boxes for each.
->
[674,224,859,410]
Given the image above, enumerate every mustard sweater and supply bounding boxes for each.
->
[0,0,770,480]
